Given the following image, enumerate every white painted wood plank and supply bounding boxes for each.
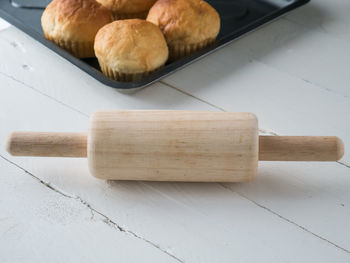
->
[163,29,350,164]
[0,18,10,31]
[232,18,350,97]
[286,0,350,44]
[0,157,179,263]
[227,161,350,250]
[0,46,349,262]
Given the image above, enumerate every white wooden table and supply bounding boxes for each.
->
[1,0,350,262]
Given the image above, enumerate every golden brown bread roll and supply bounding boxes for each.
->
[96,0,157,19]
[94,19,169,82]
[41,0,113,58]
[147,0,220,61]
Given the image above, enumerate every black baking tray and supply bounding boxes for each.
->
[0,0,309,91]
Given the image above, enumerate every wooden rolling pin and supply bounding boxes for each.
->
[6,111,344,182]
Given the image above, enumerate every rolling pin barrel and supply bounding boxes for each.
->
[87,111,259,182]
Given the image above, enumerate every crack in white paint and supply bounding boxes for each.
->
[0,154,184,263]
[338,161,350,169]
[300,77,349,99]
[219,183,350,254]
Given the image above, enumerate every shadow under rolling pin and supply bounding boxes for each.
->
[6,111,344,182]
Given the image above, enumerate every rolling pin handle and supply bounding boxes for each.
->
[259,136,344,161]
[6,132,88,158]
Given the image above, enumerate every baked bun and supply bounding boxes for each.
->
[94,19,168,81]
[147,0,220,60]
[96,0,157,19]
[41,0,113,58]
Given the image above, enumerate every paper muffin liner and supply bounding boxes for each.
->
[112,10,149,20]
[168,38,216,61]
[98,60,162,82]
[46,35,94,58]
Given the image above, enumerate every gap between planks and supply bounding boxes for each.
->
[0,71,89,118]
[1,70,350,254]
[0,154,184,263]
[241,52,349,99]
[220,183,350,254]
[282,16,350,48]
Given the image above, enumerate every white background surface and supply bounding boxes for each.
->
[0,0,350,262]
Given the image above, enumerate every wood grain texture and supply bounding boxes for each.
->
[7,131,87,157]
[259,136,344,161]
[88,111,259,182]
